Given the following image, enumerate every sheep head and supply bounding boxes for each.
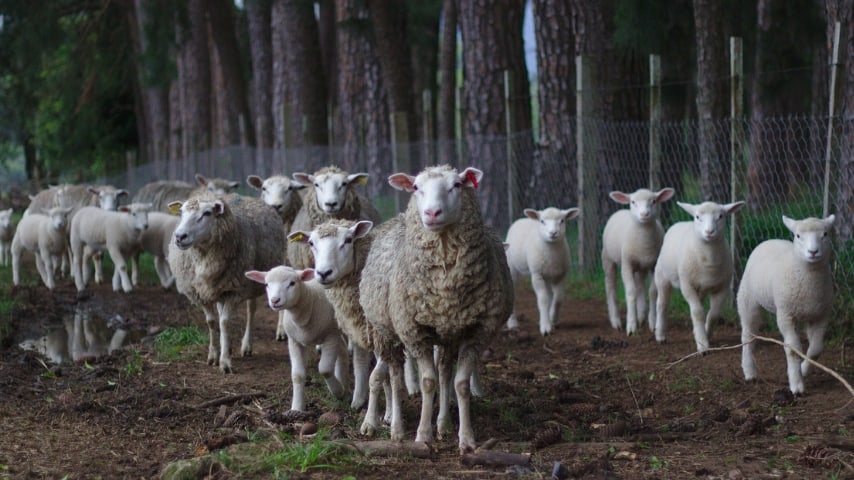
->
[247,174,305,215]
[783,214,835,264]
[609,187,675,225]
[171,198,226,250]
[293,166,368,215]
[677,200,745,243]
[245,266,315,311]
[523,207,580,243]
[389,165,482,232]
[289,220,373,286]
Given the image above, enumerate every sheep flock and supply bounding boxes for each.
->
[5,164,850,456]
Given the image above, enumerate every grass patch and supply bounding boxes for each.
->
[153,325,207,361]
[265,431,354,475]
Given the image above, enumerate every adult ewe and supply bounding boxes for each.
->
[601,187,675,334]
[360,165,513,454]
[288,166,381,270]
[739,215,836,395]
[167,193,285,373]
[652,200,745,352]
[133,174,240,212]
[505,206,580,335]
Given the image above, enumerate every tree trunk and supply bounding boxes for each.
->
[180,0,213,158]
[533,0,576,209]
[693,0,730,201]
[826,0,854,240]
[459,0,530,232]
[407,0,441,170]
[271,0,289,167]
[245,0,274,173]
[437,0,457,165]
[318,0,338,137]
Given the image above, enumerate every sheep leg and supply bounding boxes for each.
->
[334,334,350,394]
[154,256,173,288]
[287,336,308,411]
[386,359,406,441]
[621,265,639,335]
[653,273,671,343]
[11,246,21,286]
[216,300,238,373]
[778,312,805,395]
[111,265,122,292]
[455,344,479,455]
[415,352,438,444]
[603,258,621,330]
[317,336,346,401]
[80,248,94,288]
[634,270,648,326]
[350,344,372,410]
[470,360,483,398]
[382,372,392,425]
[739,301,762,382]
[131,252,139,286]
[404,351,420,395]
[71,243,85,291]
[647,277,658,332]
[682,285,710,353]
[705,288,728,340]
[241,298,255,357]
[436,346,455,440]
[360,358,387,437]
[33,252,49,289]
[802,317,828,379]
[37,248,56,290]
[549,281,565,334]
[531,274,554,335]
[202,304,219,367]
[92,250,104,284]
[505,269,521,329]
[108,246,132,293]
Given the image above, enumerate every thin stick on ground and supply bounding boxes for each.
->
[664,341,751,370]
[750,334,854,398]
[624,371,643,425]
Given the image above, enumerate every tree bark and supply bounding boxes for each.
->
[271,0,289,167]
[437,0,457,165]
[826,0,854,240]
[318,0,338,131]
[180,0,212,158]
[245,0,274,173]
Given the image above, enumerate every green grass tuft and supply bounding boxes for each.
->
[154,326,207,361]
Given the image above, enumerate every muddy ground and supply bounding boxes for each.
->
[1,275,853,479]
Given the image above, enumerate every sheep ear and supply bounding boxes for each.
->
[348,173,369,187]
[291,183,306,191]
[168,202,182,216]
[459,167,483,189]
[212,201,225,215]
[228,181,240,190]
[563,208,581,220]
[247,175,263,189]
[503,242,510,251]
[824,214,836,226]
[87,187,99,195]
[300,269,316,282]
[656,188,676,203]
[609,191,631,205]
[722,201,746,216]
[292,172,313,186]
[118,206,130,213]
[118,189,129,198]
[782,215,798,234]
[676,201,696,216]
[388,173,416,192]
[523,208,539,220]
[244,271,267,284]
[61,207,73,214]
[195,173,208,186]
[352,220,373,238]
[288,231,310,244]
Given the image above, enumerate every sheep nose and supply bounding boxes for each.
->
[316,269,333,281]
[175,233,187,243]
[270,297,280,305]
[424,209,442,220]
[324,201,338,210]
[808,249,819,256]
[274,204,283,212]
[704,229,715,237]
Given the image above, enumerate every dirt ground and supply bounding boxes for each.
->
[1,277,853,479]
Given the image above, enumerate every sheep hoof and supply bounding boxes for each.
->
[276,334,287,342]
[359,422,377,437]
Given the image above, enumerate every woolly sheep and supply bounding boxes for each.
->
[360,165,513,454]
[601,188,675,334]
[505,207,580,335]
[132,211,180,288]
[739,215,836,395]
[288,166,382,270]
[167,193,285,373]
[289,219,397,436]
[0,208,15,266]
[133,174,240,212]
[69,203,152,293]
[246,266,349,411]
[652,201,745,352]
[24,185,63,216]
[11,206,73,290]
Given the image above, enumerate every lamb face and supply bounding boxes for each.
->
[677,201,745,243]
[525,207,577,244]
[88,186,129,211]
[196,173,239,195]
[47,207,72,231]
[294,220,373,286]
[609,188,674,225]
[389,166,483,231]
[248,175,304,215]
[296,170,368,215]
[784,215,834,264]
[247,266,315,311]
[172,199,223,250]
[119,204,151,234]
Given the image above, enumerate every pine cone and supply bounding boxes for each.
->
[531,421,563,449]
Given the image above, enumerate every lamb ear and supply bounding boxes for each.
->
[118,189,129,198]
[228,181,240,190]
[195,173,208,186]
[656,188,676,203]
[244,270,267,284]
[299,269,316,282]
[523,208,539,220]
[247,175,263,189]
[292,172,313,186]
[676,201,696,216]
[782,215,797,234]
[87,187,99,195]
[348,173,369,187]
[563,208,581,220]
[288,231,311,244]
[609,191,631,205]
[388,173,416,192]
[118,206,130,213]
[824,214,836,226]
[459,167,483,188]
[723,201,746,215]
[352,221,373,239]
[291,183,307,191]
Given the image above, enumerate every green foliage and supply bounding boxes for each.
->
[154,326,207,361]
[122,349,144,377]
[265,431,353,474]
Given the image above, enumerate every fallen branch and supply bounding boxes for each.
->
[460,450,531,468]
[338,440,433,459]
[664,341,751,370]
[749,334,854,398]
[194,392,268,409]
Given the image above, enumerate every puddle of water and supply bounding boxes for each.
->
[18,305,149,364]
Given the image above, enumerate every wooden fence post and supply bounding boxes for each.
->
[390,112,411,213]
[504,70,519,226]
[730,37,745,283]
[824,21,843,218]
[649,54,662,190]
[576,55,599,274]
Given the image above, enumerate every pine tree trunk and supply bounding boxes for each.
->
[180,0,212,158]
[827,0,854,239]
[245,0,274,173]
[437,0,457,165]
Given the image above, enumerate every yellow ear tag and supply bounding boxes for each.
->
[357,176,368,186]
[289,232,304,243]
[168,203,181,216]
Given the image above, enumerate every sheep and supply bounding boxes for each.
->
[288,166,382,270]
[651,200,745,352]
[11,206,73,290]
[245,266,349,411]
[167,193,285,373]
[289,219,398,436]
[0,208,15,266]
[24,185,63,216]
[69,203,152,293]
[505,207,580,335]
[739,214,836,395]
[133,174,240,212]
[359,165,514,454]
[132,211,180,288]
[601,187,675,334]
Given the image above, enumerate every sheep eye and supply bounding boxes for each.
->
[314,183,319,188]
[650,200,656,205]
[344,237,353,244]
[201,211,211,217]
[261,187,267,192]
[413,185,419,192]
[308,241,314,248]
[823,232,828,237]
[796,234,801,239]
[289,281,295,287]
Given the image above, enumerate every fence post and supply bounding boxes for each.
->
[824,21,843,218]
[504,70,519,226]
[730,37,745,284]
[576,55,599,274]
[422,89,434,164]
[390,112,411,213]
[649,54,662,190]
[456,86,466,166]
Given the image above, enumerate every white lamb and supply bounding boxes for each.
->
[739,214,836,395]
[652,200,745,352]
[288,166,382,270]
[505,207,580,335]
[245,266,349,411]
[360,165,513,454]
[0,208,15,266]
[69,203,152,293]
[132,211,180,288]
[167,193,285,373]
[601,188,675,334]
[11,206,73,290]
